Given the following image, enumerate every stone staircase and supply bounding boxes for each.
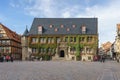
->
[52,57,66,61]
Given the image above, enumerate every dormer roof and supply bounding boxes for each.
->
[29,18,98,35]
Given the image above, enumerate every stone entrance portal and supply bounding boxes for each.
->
[60,50,65,57]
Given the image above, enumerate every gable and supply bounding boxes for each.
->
[0,24,21,42]
[0,25,8,38]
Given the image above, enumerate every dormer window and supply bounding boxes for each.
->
[50,25,53,28]
[82,26,86,34]
[38,26,43,34]
[61,25,64,28]
[55,28,58,32]
[72,25,76,28]
[67,28,70,31]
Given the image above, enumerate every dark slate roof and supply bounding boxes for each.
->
[29,18,98,35]
[23,28,29,36]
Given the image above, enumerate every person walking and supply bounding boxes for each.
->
[100,55,105,63]
[100,55,103,62]
[0,56,3,62]
[10,56,13,62]
[102,55,105,62]
[3,56,6,62]
[6,55,10,62]
[117,57,120,63]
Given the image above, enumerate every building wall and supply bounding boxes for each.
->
[114,24,120,58]
[21,36,29,60]
[0,24,22,60]
[114,38,120,57]
[26,34,98,61]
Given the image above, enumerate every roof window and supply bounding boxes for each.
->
[50,25,53,28]
[38,26,43,34]
[61,25,64,28]
[67,28,70,31]
[72,25,76,28]
[82,25,86,34]
[55,28,58,32]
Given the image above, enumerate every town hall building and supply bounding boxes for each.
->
[22,18,98,61]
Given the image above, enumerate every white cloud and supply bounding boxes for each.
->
[62,11,70,18]
[82,0,120,45]
[61,6,80,18]
[9,2,19,8]
[12,0,120,45]
[24,0,57,17]
[24,0,82,18]
[71,0,120,45]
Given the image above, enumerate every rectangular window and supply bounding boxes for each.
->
[57,37,60,43]
[39,48,43,53]
[70,37,73,42]
[32,48,37,53]
[40,37,45,43]
[0,47,1,52]
[0,47,4,53]
[6,40,10,45]
[5,47,9,53]
[86,48,91,53]
[0,34,3,37]
[88,56,91,60]
[70,47,76,52]
[44,38,46,43]
[2,41,6,44]
[87,36,92,42]
[65,37,68,42]
[49,38,54,43]
[40,37,46,43]
[0,40,1,44]
[74,37,76,42]
[80,37,85,42]
[44,48,46,53]
[80,48,84,53]
[48,48,51,52]
[32,38,38,43]
[48,38,51,43]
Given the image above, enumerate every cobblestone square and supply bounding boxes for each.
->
[0,61,120,80]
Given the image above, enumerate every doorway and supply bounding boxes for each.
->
[60,50,65,57]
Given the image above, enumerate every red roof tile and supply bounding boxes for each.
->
[0,23,21,42]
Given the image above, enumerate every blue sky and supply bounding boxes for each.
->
[0,0,120,46]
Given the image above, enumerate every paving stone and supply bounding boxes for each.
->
[0,61,120,80]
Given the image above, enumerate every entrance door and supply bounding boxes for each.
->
[60,50,65,57]
[113,52,116,59]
